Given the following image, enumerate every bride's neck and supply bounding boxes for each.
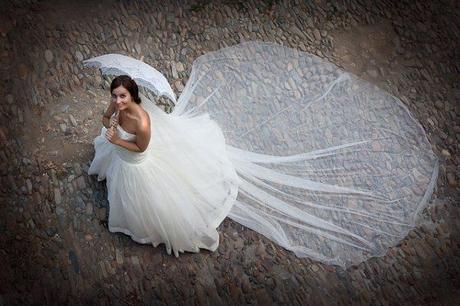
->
[123,103,139,115]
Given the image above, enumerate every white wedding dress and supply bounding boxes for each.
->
[85,41,438,268]
[88,98,240,256]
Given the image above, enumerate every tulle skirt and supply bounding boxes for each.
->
[88,100,240,256]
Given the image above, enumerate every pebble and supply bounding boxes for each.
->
[45,227,57,237]
[25,179,32,194]
[434,100,444,110]
[74,196,86,210]
[73,163,82,176]
[171,62,178,79]
[174,80,184,92]
[76,176,86,190]
[441,149,451,158]
[131,256,141,267]
[99,261,108,278]
[366,68,379,78]
[241,276,251,293]
[45,50,53,63]
[446,172,456,187]
[69,250,80,274]
[256,243,266,258]
[54,188,62,205]
[313,29,321,41]
[69,114,78,127]
[135,42,142,54]
[176,61,185,72]
[18,109,23,123]
[116,248,124,264]
[85,202,93,215]
[75,50,83,62]
[59,123,67,133]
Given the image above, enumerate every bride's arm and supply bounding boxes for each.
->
[113,138,143,152]
[106,120,151,153]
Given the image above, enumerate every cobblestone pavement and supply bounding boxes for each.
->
[1,0,459,305]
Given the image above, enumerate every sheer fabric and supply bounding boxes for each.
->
[172,42,438,267]
[85,41,438,267]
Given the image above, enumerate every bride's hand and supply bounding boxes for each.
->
[109,116,118,128]
[105,127,120,144]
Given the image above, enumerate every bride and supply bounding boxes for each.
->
[85,41,438,268]
[88,75,240,257]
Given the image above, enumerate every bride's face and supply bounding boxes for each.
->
[111,85,133,111]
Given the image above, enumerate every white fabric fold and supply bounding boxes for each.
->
[174,41,439,267]
[86,41,438,268]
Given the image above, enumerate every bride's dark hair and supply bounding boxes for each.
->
[110,75,142,104]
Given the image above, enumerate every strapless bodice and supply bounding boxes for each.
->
[113,125,149,164]
[117,125,136,141]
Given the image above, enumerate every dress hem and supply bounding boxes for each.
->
[108,225,215,256]
[109,225,154,245]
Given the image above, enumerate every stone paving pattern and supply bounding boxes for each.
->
[0,0,459,305]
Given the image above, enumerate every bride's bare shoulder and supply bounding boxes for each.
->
[136,107,150,129]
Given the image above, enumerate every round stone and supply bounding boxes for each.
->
[75,50,84,62]
[45,49,53,63]
[441,149,451,158]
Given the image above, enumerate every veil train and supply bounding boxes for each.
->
[84,41,438,268]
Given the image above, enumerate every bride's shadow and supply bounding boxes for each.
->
[89,176,137,248]
[88,176,110,226]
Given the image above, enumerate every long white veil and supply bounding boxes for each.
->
[84,41,438,268]
[172,41,438,268]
